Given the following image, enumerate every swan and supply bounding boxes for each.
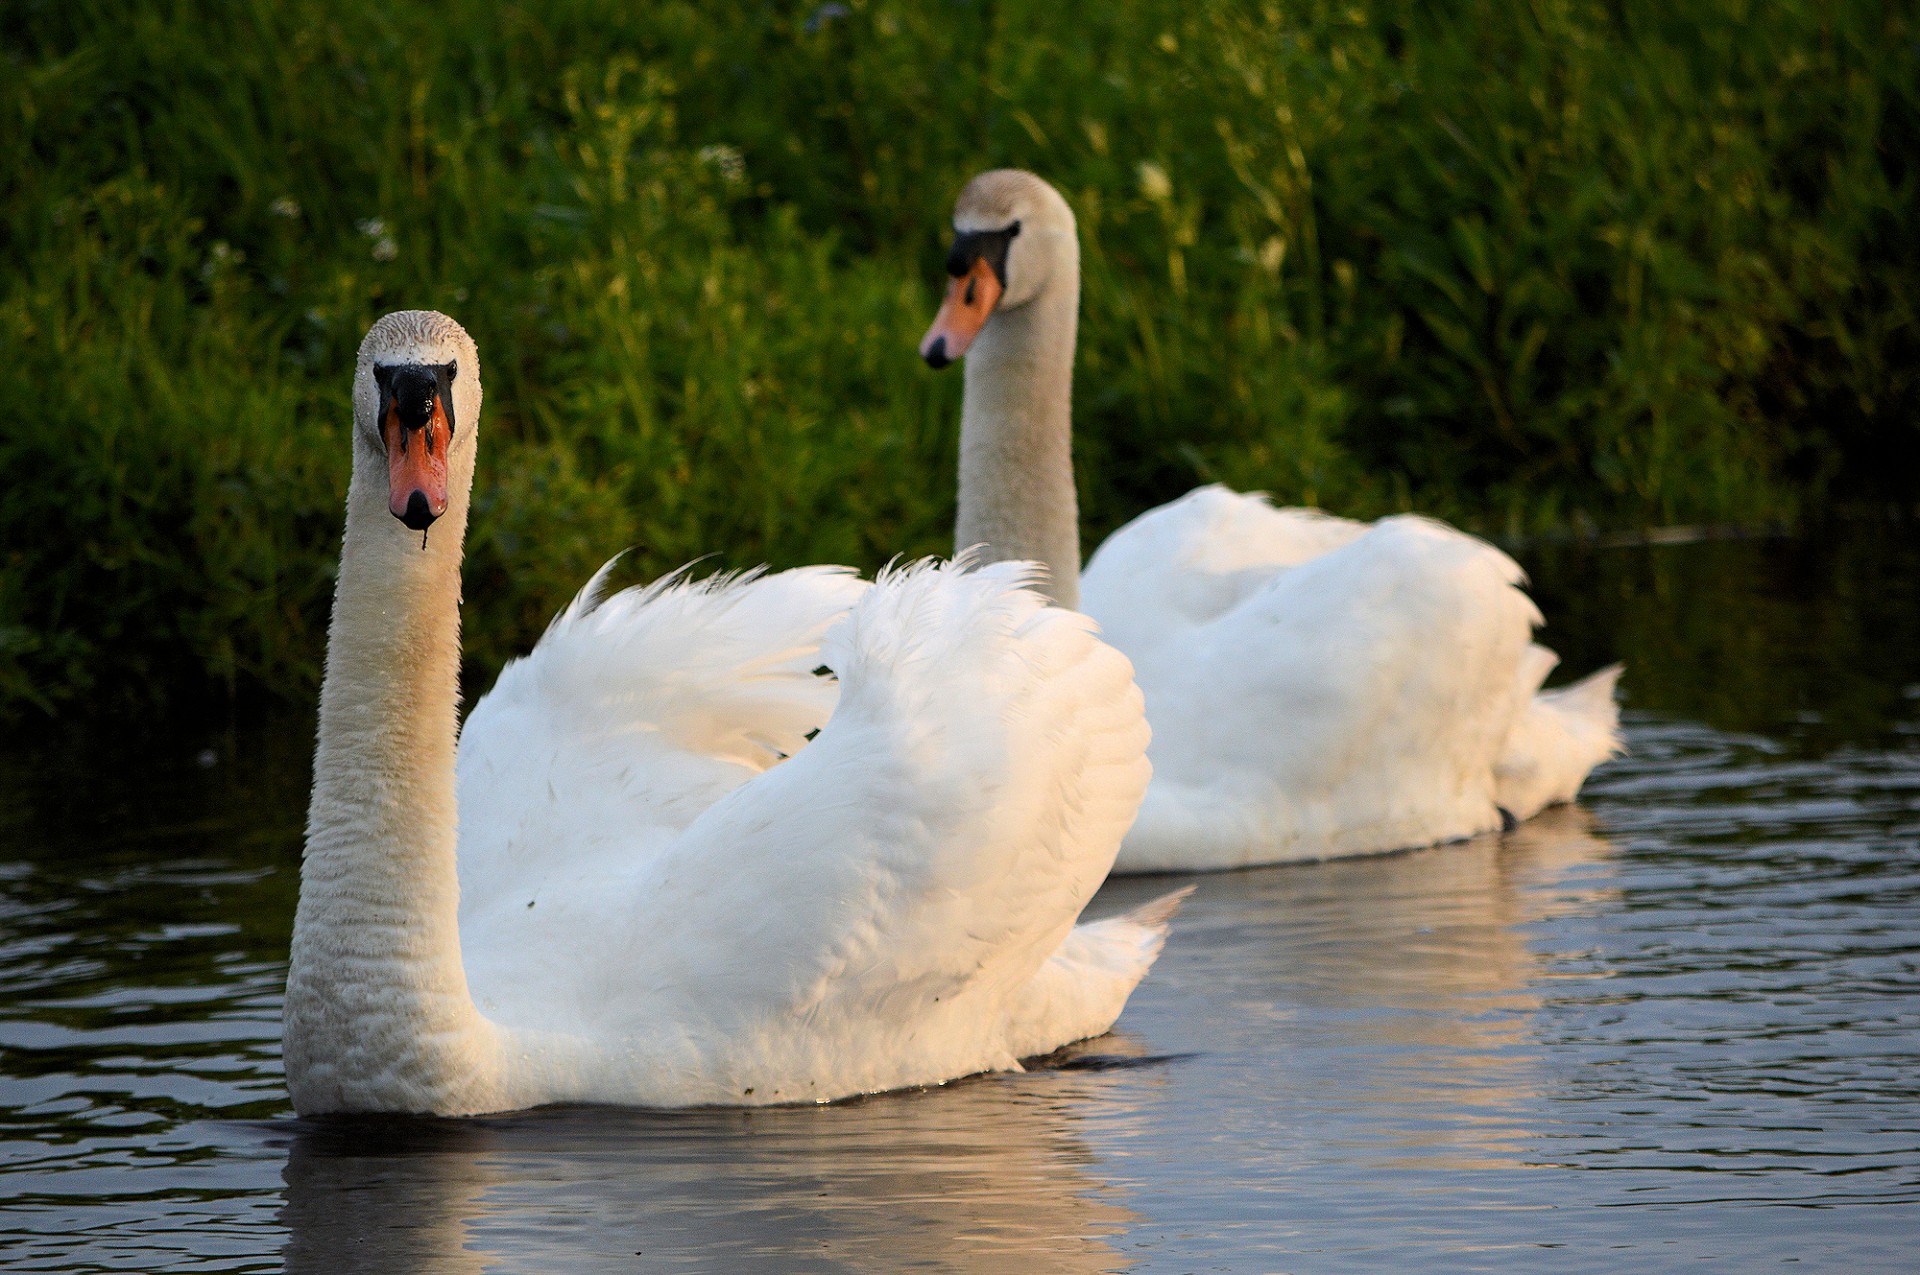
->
[919,169,1622,873]
[282,309,1184,1116]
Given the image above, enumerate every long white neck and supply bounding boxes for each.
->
[283,444,502,1115]
[955,245,1081,608]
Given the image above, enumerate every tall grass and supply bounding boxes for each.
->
[2,0,1913,716]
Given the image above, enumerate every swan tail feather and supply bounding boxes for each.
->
[1113,884,1196,940]
[1495,662,1625,821]
[1004,887,1193,1059]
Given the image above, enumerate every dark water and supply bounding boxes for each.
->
[4,527,1919,1271]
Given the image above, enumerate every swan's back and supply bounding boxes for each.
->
[1082,488,1595,870]
[1081,485,1369,679]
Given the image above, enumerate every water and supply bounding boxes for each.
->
[4,528,1919,1271]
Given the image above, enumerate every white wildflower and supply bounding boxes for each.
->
[698,144,746,185]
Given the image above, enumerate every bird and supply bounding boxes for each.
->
[919,169,1622,873]
[282,308,1185,1116]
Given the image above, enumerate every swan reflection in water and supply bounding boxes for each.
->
[277,807,1617,1268]
[277,1054,1150,1273]
[1094,803,1620,1174]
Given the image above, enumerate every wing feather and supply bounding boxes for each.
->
[1081,485,1369,676]
[453,562,866,1020]
[1104,513,1543,869]
[457,558,1154,1100]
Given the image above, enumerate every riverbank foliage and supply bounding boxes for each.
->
[3,0,1914,715]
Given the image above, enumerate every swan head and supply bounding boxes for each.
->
[920,169,1077,368]
[352,311,483,536]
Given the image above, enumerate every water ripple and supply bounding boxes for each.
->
[6,533,1920,1269]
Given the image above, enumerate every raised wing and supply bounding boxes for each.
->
[453,562,867,1017]
[496,559,1151,1101]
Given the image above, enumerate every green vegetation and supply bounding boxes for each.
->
[2,0,1914,716]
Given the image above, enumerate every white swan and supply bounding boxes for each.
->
[282,309,1182,1116]
[919,170,1622,873]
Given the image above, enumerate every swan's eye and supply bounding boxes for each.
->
[964,277,977,305]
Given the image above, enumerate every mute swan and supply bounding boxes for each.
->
[283,309,1183,1116]
[919,170,1622,873]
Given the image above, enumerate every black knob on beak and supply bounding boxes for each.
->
[393,368,440,433]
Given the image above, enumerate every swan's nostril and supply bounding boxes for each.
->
[398,490,437,531]
[923,336,950,369]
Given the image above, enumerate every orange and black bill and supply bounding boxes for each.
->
[920,222,1020,368]
[374,362,458,532]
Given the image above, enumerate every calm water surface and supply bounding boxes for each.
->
[3,530,1919,1271]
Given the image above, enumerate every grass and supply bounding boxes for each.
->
[1,0,1914,716]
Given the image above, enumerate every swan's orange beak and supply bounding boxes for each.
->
[385,391,450,533]
[920,255,1003,369]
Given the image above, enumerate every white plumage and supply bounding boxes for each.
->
[1079,485,1622,870]
[283,311,1178,1117]
[922,171,1622,873]
[455,559,1165,1104]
